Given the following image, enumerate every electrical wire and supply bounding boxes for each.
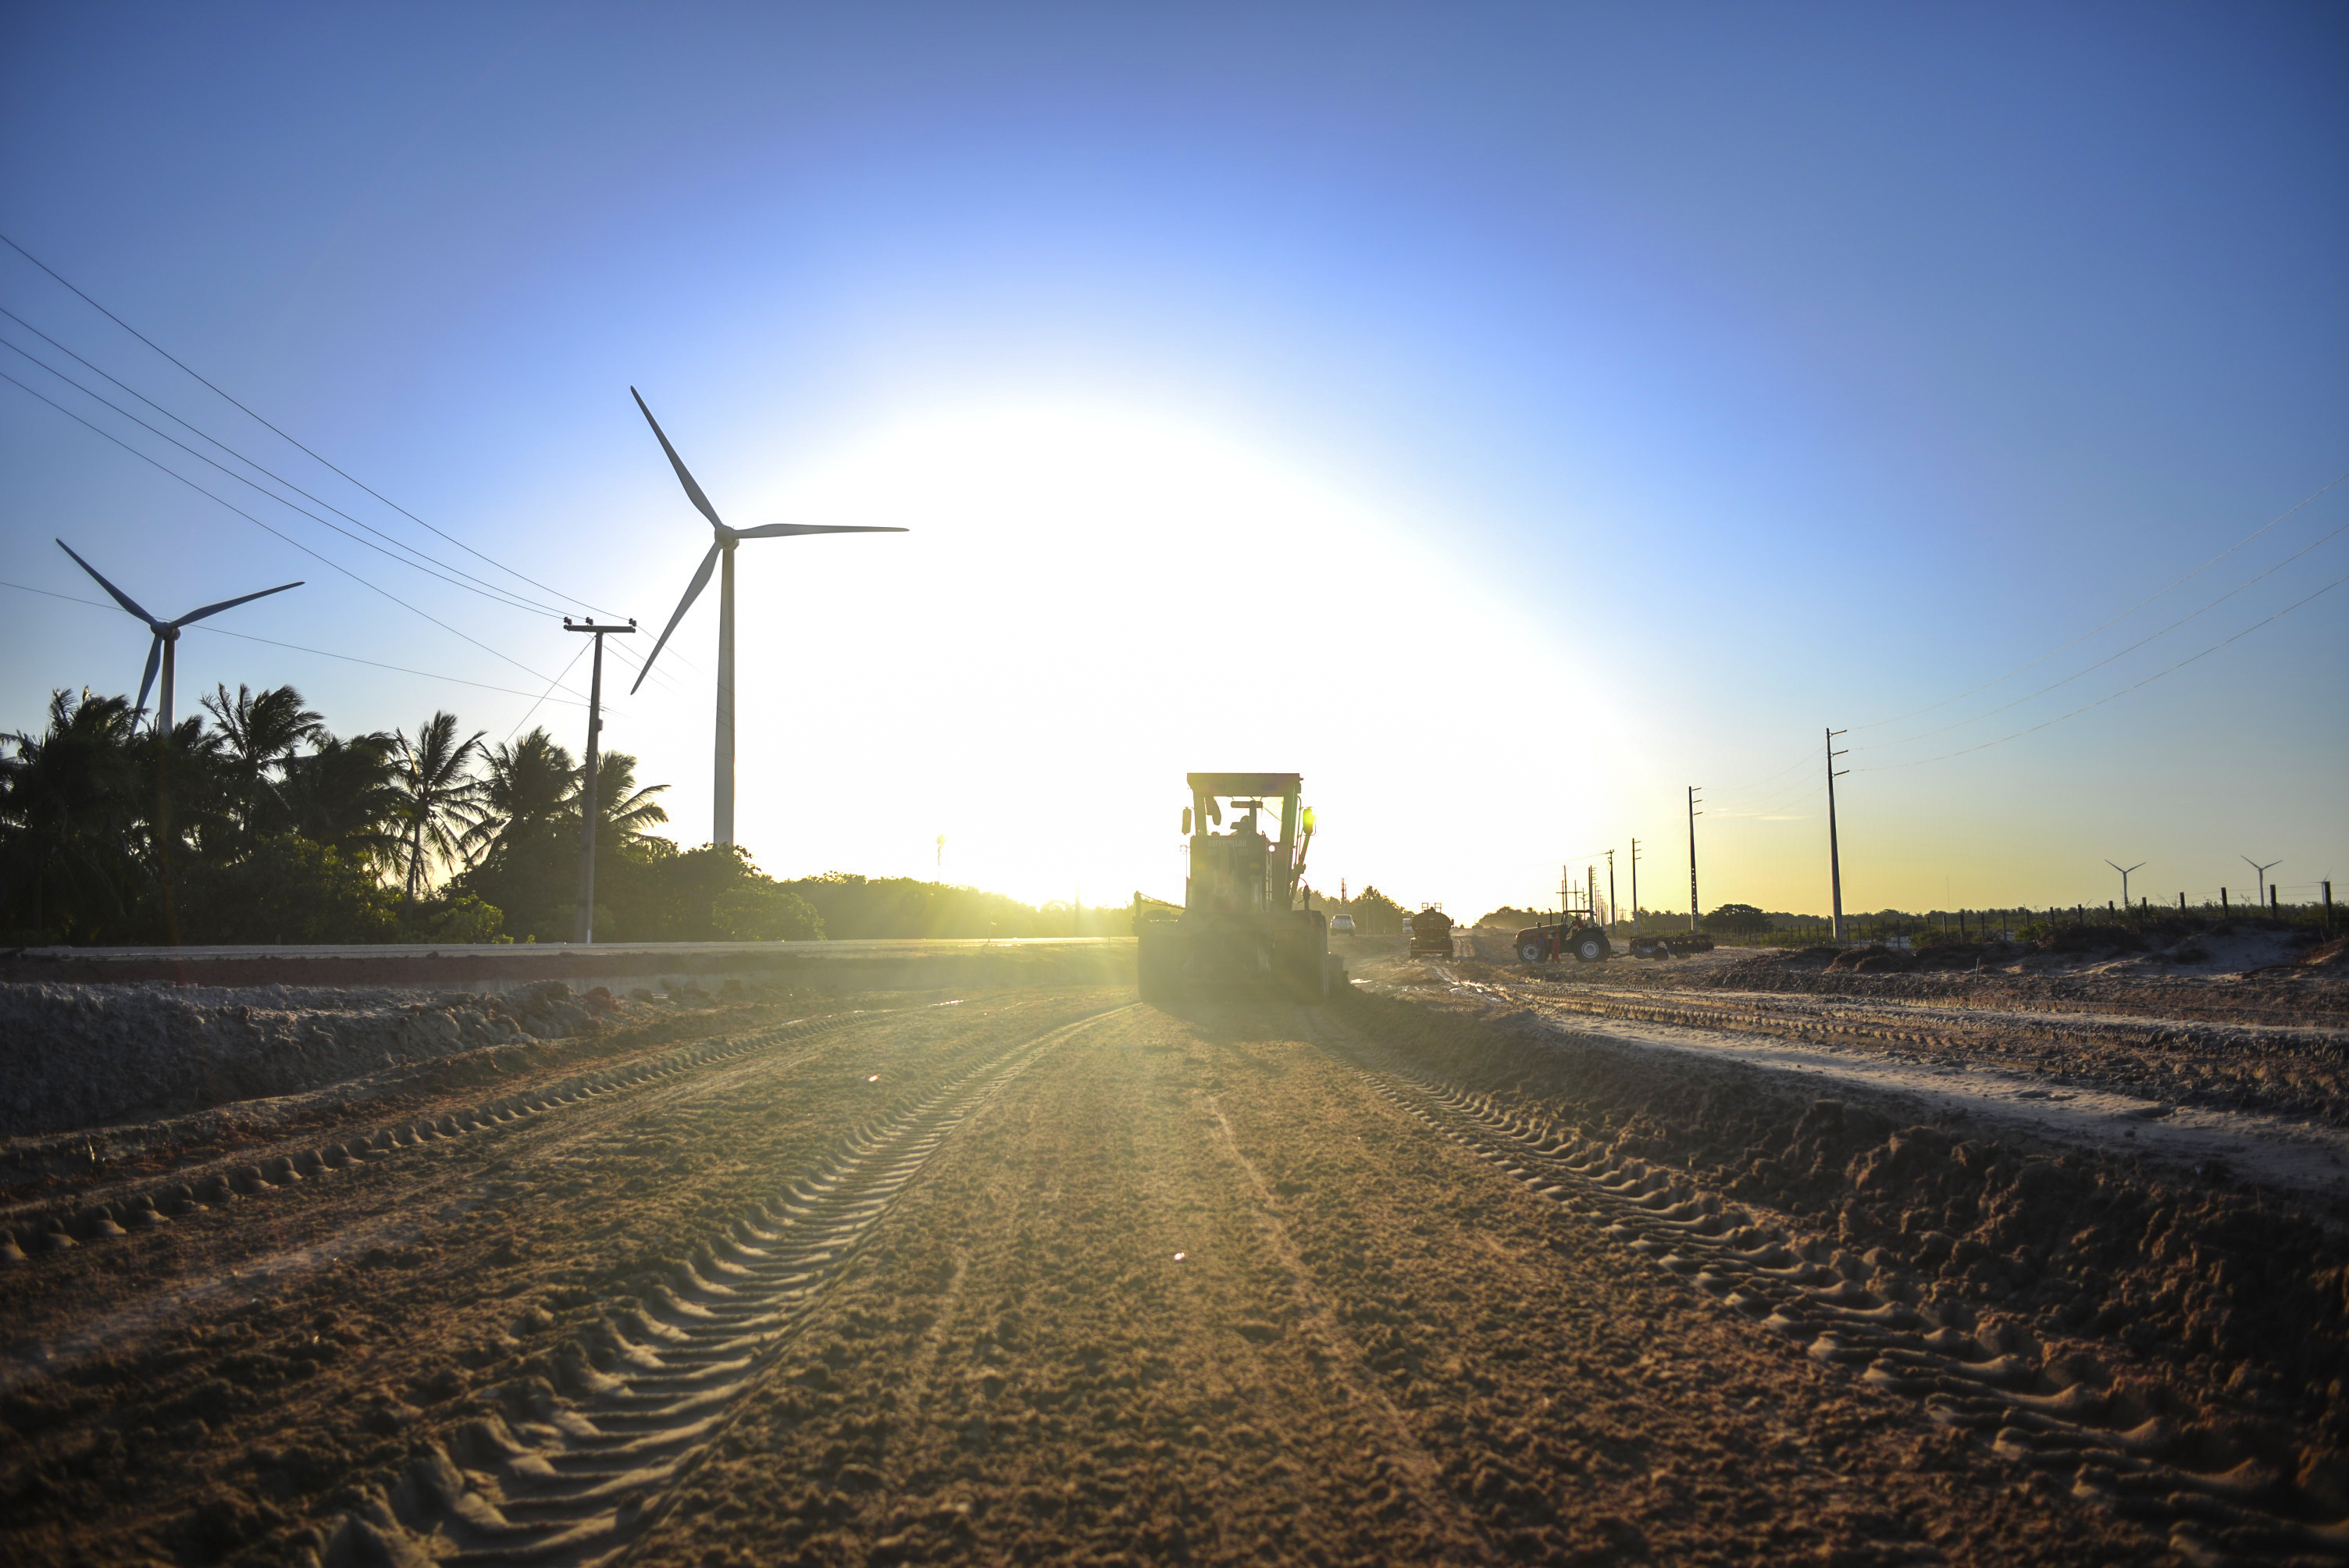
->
[1856,568,2348,772]
[0,579,589,706]
[598,620,693,695]
[1851,467,2349,732]
[1715,781,1825,819]
[0,308,576,618]
[0,368,584,696]
[504,640,590,743]
[0,229,622,618]
[0,337,563,618]
[1706,748,1816,798]
[1856,514,2349,752]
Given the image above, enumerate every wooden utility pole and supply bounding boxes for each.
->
[1826,728,1849,943]
[568,618,636,944]
[1629,838,1641,932]
[1606,849,1616,932]
[1686,786,1702,934]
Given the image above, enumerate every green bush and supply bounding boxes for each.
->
[415,891,509,944]
[176,833,402,945]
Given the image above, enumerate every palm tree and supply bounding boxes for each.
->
[202,682,323,836]
[0,690,149,941]
[279,731,404,869]
[465,727,578,866]
[136,712,231,943]
[390,711,486,914]
[569,750,670,853]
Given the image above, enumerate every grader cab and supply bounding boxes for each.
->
[1136,772,1343,1005]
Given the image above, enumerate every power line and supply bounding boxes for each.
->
[0,228,622,618]
[1852,466,2349,732]
[0,368,584,697]
[0,578,590,707]
[1857,568,2348,772]
[0,336,564,618]
[0,307,574,617]
[1708,748,1816,798]
[1713,781,1825,819]
[1857,512,2349,752]
[505,640,591,744]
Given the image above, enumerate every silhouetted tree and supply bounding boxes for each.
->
[0,690,148,942]
[390,712,487,913]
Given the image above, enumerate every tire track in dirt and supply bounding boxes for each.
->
[634,1000,2151,1566]
[1430,964,2349,1128]
[0,1006,951,1390]
[2,1004,933,1267]
[1194,1094,1491,1559]
[1304,1007,2349,1567]
[305,1005,1137,1568]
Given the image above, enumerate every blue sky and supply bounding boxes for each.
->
[2,3,2342,918]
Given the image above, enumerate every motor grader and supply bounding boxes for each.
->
[1136,772,1343,1004]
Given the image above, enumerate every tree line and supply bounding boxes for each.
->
[0,684,820,946]
[0,685,1193,949]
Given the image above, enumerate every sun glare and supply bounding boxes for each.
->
[617,404,1598,915]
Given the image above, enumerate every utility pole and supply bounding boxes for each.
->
[1629,839,1641,932]
[2105,860,2144,910]
[568,618,636,944]
[1606,849,1616,932]
[1825,728,1849,943]
[1686,786,1702,934]
[2243,857,2280,911]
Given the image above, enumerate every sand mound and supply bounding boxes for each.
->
[0,980,620,1140]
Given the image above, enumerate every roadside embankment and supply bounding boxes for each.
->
[0,939,1132,1145]
[1346,985,2349,1453]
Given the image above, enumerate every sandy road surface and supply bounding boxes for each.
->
[3,985,2233,1567]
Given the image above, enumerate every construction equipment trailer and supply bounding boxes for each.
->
[1137,772,1342,1004]
[1407,905,1455,958]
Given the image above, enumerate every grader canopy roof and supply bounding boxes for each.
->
[1186,772,1301,798]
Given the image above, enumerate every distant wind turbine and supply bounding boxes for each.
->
[627,388,907,846]
[56,540,301,732]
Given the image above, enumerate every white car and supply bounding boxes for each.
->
[1330,912,1356,935]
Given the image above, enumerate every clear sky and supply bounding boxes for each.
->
[2,3,2343,921]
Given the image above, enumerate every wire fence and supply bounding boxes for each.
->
[1606,892,2338,950]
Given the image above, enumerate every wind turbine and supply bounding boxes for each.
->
[57,540,301,732]
[627,388,907,846]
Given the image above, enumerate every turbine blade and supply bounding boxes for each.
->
[630,542,721,694]
[173,579,304,627]
[55,539,157,624]
[629,387,726,531]
[137,635,162,712]
[731,523,911,539]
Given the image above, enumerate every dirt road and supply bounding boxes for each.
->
[4,985,2340,1566]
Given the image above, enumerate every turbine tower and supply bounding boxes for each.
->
[628,388,907,846]
[57,540,301,732]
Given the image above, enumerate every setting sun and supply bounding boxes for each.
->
[606,402,1599,913]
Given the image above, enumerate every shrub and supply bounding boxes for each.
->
[176,833,402,944]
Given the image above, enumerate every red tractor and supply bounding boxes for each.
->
[1515,916,1611,965]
